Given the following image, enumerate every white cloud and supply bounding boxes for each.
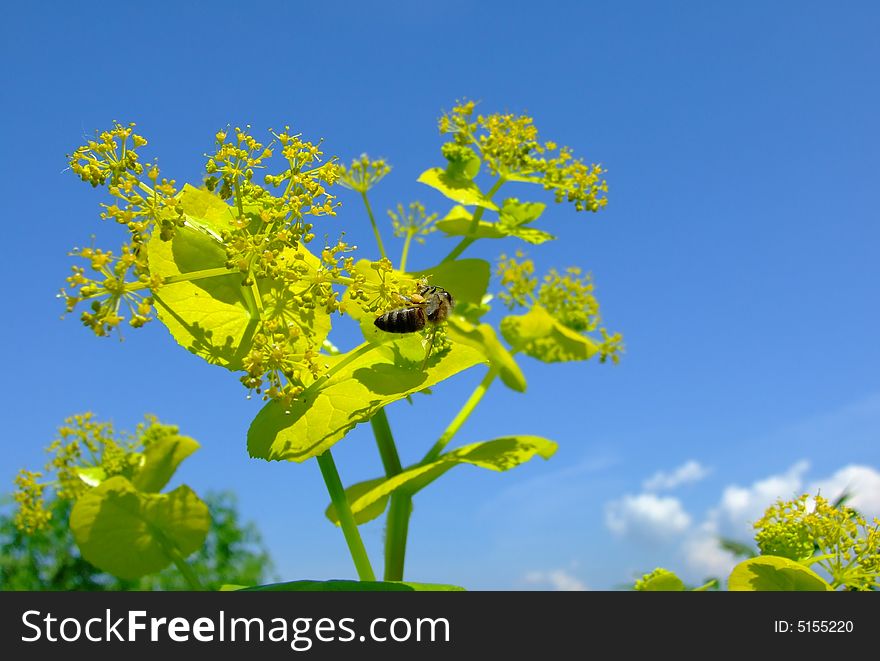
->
[808,465,880,517]
[680,521,739,582]
[605,493,691,543]
[643,460,711,491]
[524,569,588,591]
[714,460,810,538]
[677,462,880,583]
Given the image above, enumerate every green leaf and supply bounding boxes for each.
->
[436,217,508,240]
[132,435,200,493]
[248,338,485,462]
[70,476,209,580]
[147,204,329,371]
[409,259,491,312]
[505,226,556,245]
[447,317,526,392]
[417,168,499,211]
[445,154,481,181]
[636,570,686,591]
[498,198,546,226]
[501,305,600,363]
[338,436,557,521]
[179,183,237,234]
[728,556,833,591]
[435,201,555,245]
[342,258,490,326]
[237,580,464,592]
[325,477,390,526]
[75,466,106,487]
[503,172,542,184]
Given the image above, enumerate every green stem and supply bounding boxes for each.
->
[371,409,403,475]
[399,230,415,272]
[384,496,411,582]
[441,177,505,263]
[316,451,376,581]
[422,367,499,463]
[361,191,387,260]
[370,409,410,581]
[168,546,203,590]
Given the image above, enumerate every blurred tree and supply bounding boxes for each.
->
[0,491,274,590]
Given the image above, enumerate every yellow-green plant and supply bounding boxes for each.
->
[633,494,880,591]
[52,101,621,590]
[15,414,209,587]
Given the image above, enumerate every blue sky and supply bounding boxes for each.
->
[2,1,878,589]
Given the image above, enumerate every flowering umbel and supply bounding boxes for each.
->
[13,414,174,534]
[754,494,880,590]
[438,100,608,212]
[496,251,623,363]
[63,125,417,408]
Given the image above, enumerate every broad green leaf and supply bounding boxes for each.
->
[503,172,542,184]
[178,183,237,234]
[325,477,390,526]
[445,153,481,181]
[436,201,555,245]
[409,259,491,312]
[342,258,490,326]
[70,476,209,580]
[75,466,106,487]
[148,225,253,369]
[237,580,464,592]
[637,569,686,591]
[132,435,200,493]
[436,217,508,240]
[248,338,485,462]
[501,305,599,363]
[148,207,329,371]
[417,168,499,211]
[447,317,526,392]
[505,226,556,245]
[338,436,557,521]
[728,556,833,591]
[498,198,546,226]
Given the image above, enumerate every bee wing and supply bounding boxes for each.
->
[424,294,440,318]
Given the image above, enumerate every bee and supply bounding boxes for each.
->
[375,285,455,367]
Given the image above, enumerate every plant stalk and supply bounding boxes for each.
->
[167,546,204,590]
[422,367,498,463]
[399,230,415,272]
[316,450,376,581]
[370,409,410,581]
[361,191,387,260]
[441,177,505,263]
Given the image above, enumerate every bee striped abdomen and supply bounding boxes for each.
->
[374,306,427,333]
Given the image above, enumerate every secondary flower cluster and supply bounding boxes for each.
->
[338,154,391,193]
[755,494,880,590]
[63,125,426,408]
[438,100,609,212]
[496,251,623,362]
[388,201,437,243]
[13,414,175,534]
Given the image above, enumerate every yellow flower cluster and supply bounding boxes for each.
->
[755,494,880,590]
[12,414,161,534]
[338,154,391,193]
[388,202,437,242]
[497,251,623,363]
[439,101,609,212]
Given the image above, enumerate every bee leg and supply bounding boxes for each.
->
[421,324,438,371]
